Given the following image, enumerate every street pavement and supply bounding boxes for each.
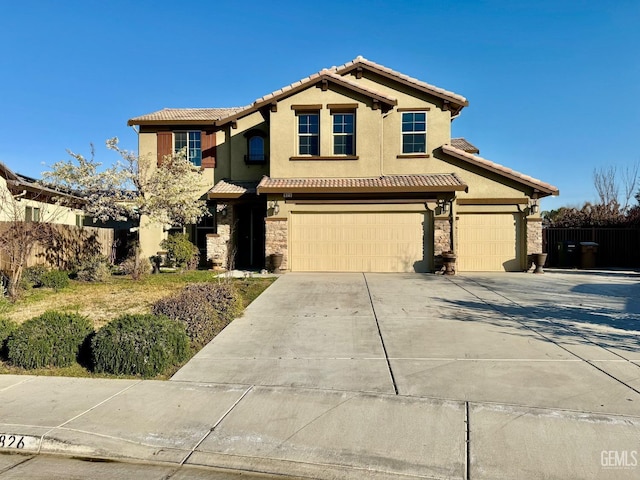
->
[1,271,639,479]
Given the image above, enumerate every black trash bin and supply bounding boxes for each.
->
[557,240,578,268]
[579,242,598,269]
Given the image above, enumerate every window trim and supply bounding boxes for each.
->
[332,111,355,156]
[401,111,427,154]
[174,131,202,167]
[297,112,320,156]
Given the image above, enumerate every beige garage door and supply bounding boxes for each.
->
[290,212,428,272]
[457,213,521,271]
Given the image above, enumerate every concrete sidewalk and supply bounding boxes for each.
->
[1,272,639,479]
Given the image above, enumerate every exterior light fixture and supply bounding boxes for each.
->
[437,199,450,214]
[269,200,280,215]
[529,198,539,214]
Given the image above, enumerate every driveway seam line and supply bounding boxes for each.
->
[464,401,470,480]
[449,277,640,398]
[363,273,399,395]
[180,384,254,466]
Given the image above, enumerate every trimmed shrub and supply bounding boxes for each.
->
[76,254,111,282]
[40,270,70,291]
[0,318,17,358]
[6,311,93,369]
[91,314,189,377]
[160,233,199,270]
[22,265,49,288]
[152,282,242,348]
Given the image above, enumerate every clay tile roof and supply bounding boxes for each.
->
[257,174,467,194]
[207,179,259,199]
[252,69,397,106]
[441,144,559,196]
[127,107,247,126]
[335,56,468,109]
[451,138,479,154]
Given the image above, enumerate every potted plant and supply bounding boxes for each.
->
[441,251,456,275]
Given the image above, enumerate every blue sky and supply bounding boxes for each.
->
[1,0,639,211]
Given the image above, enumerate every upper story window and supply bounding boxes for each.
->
[247,135,266,164]
[298,113,319,155]
[174,131,202,167]
[332,113,354,155]
[401,112,426,154]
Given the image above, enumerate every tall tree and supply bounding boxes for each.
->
[43,138,209,275]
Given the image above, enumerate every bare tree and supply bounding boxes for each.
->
[0,186,67,298]
[593,166,618,207]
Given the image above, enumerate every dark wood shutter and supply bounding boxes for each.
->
[157,131,172,166]
[201,130,216,168]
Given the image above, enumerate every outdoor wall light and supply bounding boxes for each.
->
[436,199,450,214]
[529,198,539,214]
[269,200,280,215]
[221,207,228,217]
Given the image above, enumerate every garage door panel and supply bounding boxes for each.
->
[457,213,521,272]
[290,212,428,273]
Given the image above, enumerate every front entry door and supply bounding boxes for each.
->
[235,203,266,270]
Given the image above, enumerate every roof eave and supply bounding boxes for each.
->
[337,63,468,112]
[216,74,397,127]
[441,145,559,197]
[257,185,467,195]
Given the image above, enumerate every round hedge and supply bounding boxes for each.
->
[91,314,189,377]
[152,282,242,348]
[6,311,93,369]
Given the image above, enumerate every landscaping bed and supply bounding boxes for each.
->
[0,271,275,379]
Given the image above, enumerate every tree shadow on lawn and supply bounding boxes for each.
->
[440,285,640,355]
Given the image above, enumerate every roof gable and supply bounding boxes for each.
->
[335,56,468,114]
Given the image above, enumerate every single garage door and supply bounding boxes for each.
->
[290,212,428,272]
[457,213,521,271]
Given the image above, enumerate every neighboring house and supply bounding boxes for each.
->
[128,56,558,273]
[0,162,86,226]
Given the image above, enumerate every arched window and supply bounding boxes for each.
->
[244,130,267,164]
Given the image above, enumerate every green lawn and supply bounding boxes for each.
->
[0,271,276,378]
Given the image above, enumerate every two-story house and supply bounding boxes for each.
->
[128,56,558,273]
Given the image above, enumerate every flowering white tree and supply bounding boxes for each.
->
[43,137,209,274]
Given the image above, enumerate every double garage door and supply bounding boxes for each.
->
[289,212,427,272]
[456,213,522,272]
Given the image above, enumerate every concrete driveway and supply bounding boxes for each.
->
[173,271,640,416]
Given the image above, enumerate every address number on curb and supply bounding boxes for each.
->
[0,434,38,450]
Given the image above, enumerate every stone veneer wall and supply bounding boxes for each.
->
[434,218,452,255]
[527,217,543,255]
[265,218,288,271]
[206,209,234,268]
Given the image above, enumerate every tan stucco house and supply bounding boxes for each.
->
[128,56,558,273]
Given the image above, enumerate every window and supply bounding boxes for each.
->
[247,135,265,163]
[25,206,40,222]
[401,112,426,153]
[298,113,319,155]
[174,131,202,167]
[333,113,354,155]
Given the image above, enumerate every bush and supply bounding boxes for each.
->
[6,311,93,369]
[0,318,17,358]
[76,254,111,282]
[160,233,199,270]
[91,314,189,377]
[40,270,70,290]
[120,255,152,280]
[152,282,242,348]
[22,265,49,288]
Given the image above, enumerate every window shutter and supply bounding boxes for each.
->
[201,130,216,168]
[157,131,172,166]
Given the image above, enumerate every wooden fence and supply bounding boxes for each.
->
[0,222,116,271]
[543,227,640,268]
